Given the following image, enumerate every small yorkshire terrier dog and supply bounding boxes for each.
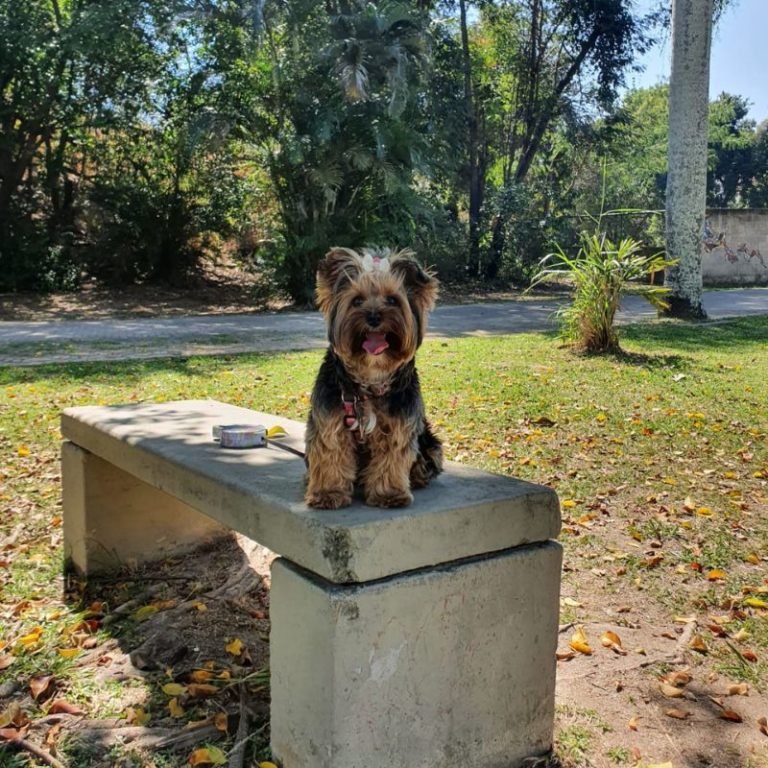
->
[305,246,443,509]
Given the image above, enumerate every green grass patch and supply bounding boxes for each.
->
[1,316,767,763]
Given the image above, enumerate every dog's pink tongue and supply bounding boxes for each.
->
[363,331,389,355]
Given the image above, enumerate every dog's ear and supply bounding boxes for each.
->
[390,253,438,314]
[316,247,362,312]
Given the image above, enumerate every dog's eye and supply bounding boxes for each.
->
[385,296,398,306]
[352,297,364,307]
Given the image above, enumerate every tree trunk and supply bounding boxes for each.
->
[663,0,713,319]
[459,0,482,277]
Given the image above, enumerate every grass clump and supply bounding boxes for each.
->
[532,229,674,354]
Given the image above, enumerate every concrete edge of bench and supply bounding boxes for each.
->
[62,400,561,584]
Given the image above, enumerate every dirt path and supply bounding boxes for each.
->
[2,287,768,367]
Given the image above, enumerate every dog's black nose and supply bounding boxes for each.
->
[366,311,382,327]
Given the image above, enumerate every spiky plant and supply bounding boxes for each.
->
[532,230,676,354]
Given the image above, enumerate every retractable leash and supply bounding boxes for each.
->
[265,438,306,458]
[213,424,306,458]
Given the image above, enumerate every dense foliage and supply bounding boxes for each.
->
[1,0,766,300]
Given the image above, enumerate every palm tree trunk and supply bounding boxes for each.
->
[663,0,713,319]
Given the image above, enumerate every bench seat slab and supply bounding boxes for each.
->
[61,400,560,583]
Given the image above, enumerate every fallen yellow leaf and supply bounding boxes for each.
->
[17,627,44,648]
[0,702,22,728]
[267,425,287,438]
[688,635,708,653]
[660,682,685,698]
[168,698,185,718]
[214,712,228,733]
[188,746,227,765]
[706,569,727,581]
[569,626,593,656]
[225,638,243,656]
[744,597,768,609]
[162,683,187,697]
[126,706,150,726]
[600,630,626,654]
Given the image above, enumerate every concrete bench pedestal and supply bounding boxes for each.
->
[61,400,561,768]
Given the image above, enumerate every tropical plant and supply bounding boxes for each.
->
[253,0,434,304]
[531,222,675,353]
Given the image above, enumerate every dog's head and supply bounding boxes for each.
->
[316,247,438,380]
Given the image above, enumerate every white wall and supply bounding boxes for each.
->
[703,209,768,285]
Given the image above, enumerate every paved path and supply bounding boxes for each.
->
[1,288,766,366]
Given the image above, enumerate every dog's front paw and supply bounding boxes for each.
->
[306,490,352,510]
[365,489,413,509]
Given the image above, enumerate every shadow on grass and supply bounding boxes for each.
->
[0,352,277,386]
[60,535,273,767]
[620,315,768,352]
[607,348,689,370]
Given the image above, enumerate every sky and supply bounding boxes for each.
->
[626,0,768,123]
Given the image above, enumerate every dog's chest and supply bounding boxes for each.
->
[344,396,402,442]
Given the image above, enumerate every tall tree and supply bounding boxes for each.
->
[0,0,184,289]
[259,0,431,304]
[663,0,713,319]
[478,0,657,278]
[458,0,484,274]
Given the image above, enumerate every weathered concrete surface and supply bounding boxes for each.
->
[271,542,563,768]
[61,400,560,582]
[62,442,228,573]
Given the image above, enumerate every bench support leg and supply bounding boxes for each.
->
[62,441,228,575]
[270,541,562,768]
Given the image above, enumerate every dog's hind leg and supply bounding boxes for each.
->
[410,422,443,489]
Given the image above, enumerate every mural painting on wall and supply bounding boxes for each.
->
[703,219,767,270]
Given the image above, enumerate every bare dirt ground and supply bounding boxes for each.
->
[0,264,282,321]
[0,262,537,322]
[554,531,768,768]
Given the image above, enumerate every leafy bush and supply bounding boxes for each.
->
[0,202,81,293]
[531,228,674,353]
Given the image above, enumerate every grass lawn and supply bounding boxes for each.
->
[1,317,767,767]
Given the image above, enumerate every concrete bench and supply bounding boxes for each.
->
[61,399,562,768]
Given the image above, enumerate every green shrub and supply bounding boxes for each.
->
[532,228,674,353]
